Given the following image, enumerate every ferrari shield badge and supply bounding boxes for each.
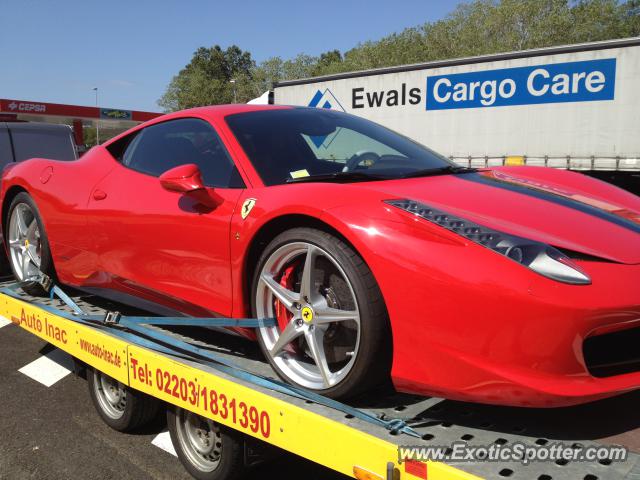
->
[241,198,257,220]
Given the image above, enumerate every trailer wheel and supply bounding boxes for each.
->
[88,368,159,432]
[168,407,246,480]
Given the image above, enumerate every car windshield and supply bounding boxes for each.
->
[225,108,455,186]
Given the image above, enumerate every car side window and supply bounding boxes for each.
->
[11,127,77,162]
[117,118,244,188]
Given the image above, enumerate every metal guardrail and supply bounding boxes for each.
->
[450,155,640,172]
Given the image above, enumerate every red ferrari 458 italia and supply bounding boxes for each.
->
[1,105,639,407]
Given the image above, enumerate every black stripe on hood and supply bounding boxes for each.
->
[459,172,640,235]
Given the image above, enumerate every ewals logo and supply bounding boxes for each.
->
[307,89,345,148]
[426,58,616,110]
[308,88,346,112]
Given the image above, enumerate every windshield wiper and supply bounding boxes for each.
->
[285,166,476,184]
[400,165,477,179]
[286,171,392,184]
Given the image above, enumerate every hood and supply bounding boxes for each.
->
[365,167,640,265]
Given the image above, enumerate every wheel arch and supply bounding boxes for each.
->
[2,185,29,233]
[242,214,370,312]
[1,186,29,265]
[242,212,395,396]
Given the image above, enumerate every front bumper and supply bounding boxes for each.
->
[367,221,640,407]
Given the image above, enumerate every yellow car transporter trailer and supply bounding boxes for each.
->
[1,278,638,480]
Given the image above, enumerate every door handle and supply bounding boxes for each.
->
[93,189,107,200]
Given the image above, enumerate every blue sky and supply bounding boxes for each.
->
[0,0,459,112]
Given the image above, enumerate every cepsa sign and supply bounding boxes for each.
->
[426,58,616,110]
[5,101,47,113]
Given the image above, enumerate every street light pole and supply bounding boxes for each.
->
[230,79,237,103]
[93,87,100,145]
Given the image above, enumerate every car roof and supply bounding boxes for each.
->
[102,104,295,147]
[166,103,292,121]
[0,122,73,133]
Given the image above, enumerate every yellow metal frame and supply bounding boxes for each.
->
[1,292,481,480]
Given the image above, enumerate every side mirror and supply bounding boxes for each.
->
[159,164,205,193]
[159,163,222,210]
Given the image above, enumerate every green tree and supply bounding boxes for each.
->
[159,0,639,107]
[251,56,285,94]
[311,50,343,76]
[315,0,639,76]
[158,45,255,111]
[621,0,640,36]
[251,53,320,93]
[83,126,118,147]
[282,54,319,80]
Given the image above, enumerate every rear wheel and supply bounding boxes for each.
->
[6,192,54,295]
[252,227,391,399]
[168,407,246,480]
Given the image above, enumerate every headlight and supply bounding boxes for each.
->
[385,199,591,285]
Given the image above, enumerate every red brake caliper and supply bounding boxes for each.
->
[274,262,301,354]
[275,264,296,331]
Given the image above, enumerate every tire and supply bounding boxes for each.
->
[0,248,11,276]
[87,368,160,432]
[251,227,391,399]
[5,192,55,296]
[167,407,246,480]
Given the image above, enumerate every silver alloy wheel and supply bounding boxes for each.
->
[93,371,127,420]
[174,410,222,472]
[8,203,42,281]
[256,242,361,390]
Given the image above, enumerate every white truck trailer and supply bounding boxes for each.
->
[271,37,640,193]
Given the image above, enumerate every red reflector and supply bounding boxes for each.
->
[404,460,427,479]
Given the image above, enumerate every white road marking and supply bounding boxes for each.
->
[152,431,177,457]
[18,349,74,387]
[0,316,12,328]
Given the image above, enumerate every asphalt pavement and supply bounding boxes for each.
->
[0,321,347,480]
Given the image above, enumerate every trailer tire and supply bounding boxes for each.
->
[88,368,159,432]
[168,407,246,480]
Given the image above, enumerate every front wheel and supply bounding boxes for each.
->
[252,227,391,399]
[87,368,160,432]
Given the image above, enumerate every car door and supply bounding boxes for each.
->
[85,117,245,317]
